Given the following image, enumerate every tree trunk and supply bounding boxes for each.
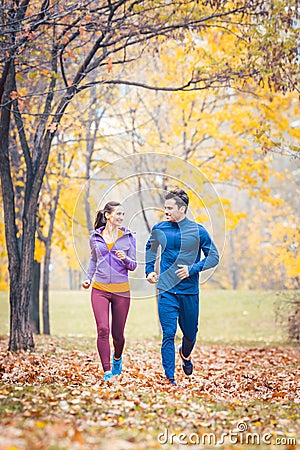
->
[30,260,41,334]
[8,234,34,351]
[8,200,38,351]
[40,181,61,335]
[9,286,34,351]
[0,63,34,351]
[42,242,51,334]
[9,215,36,351]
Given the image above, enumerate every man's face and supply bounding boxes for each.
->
[164,198,186,222]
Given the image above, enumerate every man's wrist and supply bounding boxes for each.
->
[188,265,195,276]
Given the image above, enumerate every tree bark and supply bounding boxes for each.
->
[9,220,36,351]
[0,63,34,351]
[9,287,34,351]
[42,241,51,335]
[40,179,61,335]
[30,260,41,334]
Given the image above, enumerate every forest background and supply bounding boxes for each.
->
[0,1,299,345]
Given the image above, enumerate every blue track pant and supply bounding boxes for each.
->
[158,291,199,380]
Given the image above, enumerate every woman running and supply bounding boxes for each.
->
[82,201,137,381]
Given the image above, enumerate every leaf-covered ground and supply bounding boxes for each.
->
[0,335,299,450]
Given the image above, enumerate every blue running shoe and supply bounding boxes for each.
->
[178,345,193,376]
[112,355,122,375]
[103,370,114,381]
[168,378,177,386]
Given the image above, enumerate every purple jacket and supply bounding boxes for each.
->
[87,227,137,284]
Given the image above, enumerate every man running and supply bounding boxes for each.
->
[145,189,219,385]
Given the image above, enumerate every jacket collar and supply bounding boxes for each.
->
[93,226,134,237]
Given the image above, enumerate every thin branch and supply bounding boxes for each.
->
[78,69,260,92]
[12,100,33,178]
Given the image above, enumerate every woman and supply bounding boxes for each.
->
[82,201,137,381]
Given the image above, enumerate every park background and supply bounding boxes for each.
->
[0,1,299,449]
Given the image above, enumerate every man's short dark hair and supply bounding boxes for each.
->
[165,189,189,212]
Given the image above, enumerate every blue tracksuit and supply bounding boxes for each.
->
[145,217,219,379]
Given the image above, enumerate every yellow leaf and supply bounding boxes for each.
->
[72,429,84,444]
[48,122,58,133]
[35,421,46,428]
[107,57,113,73]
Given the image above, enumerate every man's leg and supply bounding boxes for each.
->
[158,292,179,380]
[178,294,199,358]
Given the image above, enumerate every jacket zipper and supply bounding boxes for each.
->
[108,250,112,283]
[106,233,129,284]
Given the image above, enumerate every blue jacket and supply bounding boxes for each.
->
[145,217,219,294]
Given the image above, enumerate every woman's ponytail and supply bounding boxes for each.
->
[94,210,106,229]
[94,201,121,229]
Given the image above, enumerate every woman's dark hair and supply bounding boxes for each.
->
[94,201,121,229]
[165,189,189,212]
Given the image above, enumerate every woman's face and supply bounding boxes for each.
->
[106,205,125,227]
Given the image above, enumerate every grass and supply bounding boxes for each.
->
[0,290,291,345]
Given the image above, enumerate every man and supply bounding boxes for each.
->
[145,189,219,385]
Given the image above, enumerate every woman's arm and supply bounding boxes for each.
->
[87,235,97,281]
[123,235,137,271]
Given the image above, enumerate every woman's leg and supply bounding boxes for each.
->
[91,288,111,372]
[111,292,130,359]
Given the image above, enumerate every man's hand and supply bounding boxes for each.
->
[175,265,189,280]
[146,272,158,284]
[82,280,91,289]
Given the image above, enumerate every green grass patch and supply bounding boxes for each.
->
[0,290,294,345]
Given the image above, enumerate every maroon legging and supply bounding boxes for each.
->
[91,288,130,372]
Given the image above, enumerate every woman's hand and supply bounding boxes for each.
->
[115,250,126,260]
[82,280,91,289]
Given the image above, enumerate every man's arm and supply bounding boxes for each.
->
[188,226,219,276]
[145,226,160,281]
